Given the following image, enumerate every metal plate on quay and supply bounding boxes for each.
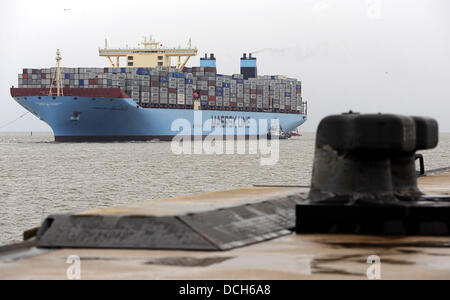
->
[179,196,305,251]
[35,197,305,251]
[36,215,217,251]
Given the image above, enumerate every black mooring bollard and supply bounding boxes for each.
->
[297,112,450,236]
[391,117,439,199]
[310,112,416,204]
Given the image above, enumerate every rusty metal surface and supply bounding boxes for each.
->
[79,186,306,217]
[1,234,450,280]
[418,172,450,195]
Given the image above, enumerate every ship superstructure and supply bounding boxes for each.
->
[99,36,198,70]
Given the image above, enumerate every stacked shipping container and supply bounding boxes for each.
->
[17,67,303,113]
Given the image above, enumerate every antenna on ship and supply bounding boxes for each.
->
[49,49,64,97]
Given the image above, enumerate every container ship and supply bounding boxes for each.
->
[10,37,308,142]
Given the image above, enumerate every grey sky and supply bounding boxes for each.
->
[1,0,449,132]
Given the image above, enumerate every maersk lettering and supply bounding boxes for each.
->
[210,116,252,128]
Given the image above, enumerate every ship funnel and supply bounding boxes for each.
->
[241,53,257,80]
[200,53,217,68]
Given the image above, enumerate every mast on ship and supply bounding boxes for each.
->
[99,36,198,70]
[49,49,63,96]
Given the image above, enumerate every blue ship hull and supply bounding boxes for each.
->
[14,96,307,142]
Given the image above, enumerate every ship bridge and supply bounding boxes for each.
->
[99,36,198,70]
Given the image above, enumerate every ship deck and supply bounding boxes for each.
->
[1,173,450,280]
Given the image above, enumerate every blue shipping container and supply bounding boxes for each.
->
[65,74,70,79]
[201,100,208,106]
[137,68,150,76]
[185,79,193,84]
[159,76,169,82]
[79,80,84,86]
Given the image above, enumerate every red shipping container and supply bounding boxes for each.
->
[23,74,28,79]
[41,74,46,79]
[251,89,257,94]
[88,79,98,85]
[208,96,216,101]
[32,69,38,74]
[23,69,28,74]
[208,81,216,86]
[11,88,129,98]
[151,82,160,87]
[104,68,109,73]
[168,88,177,93]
